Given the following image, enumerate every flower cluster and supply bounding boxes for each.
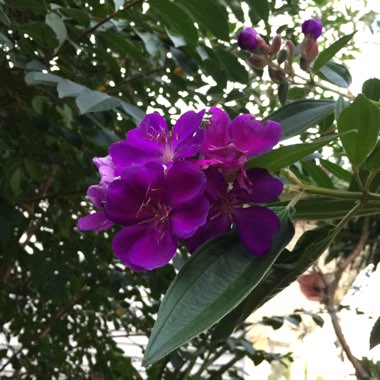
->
[79,108,283,271]
[237,18,323,76]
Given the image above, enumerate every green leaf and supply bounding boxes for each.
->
[57,79,85,98]
[215,49,249,84]
[370,317,380,349]
[334,96,349,120]
[320,159,352,182]
[143,208,295,366]
[302,161,334,188]
[179,0,229,40]
[0,7,11,27]
[75,89,121,114]
[287,197,380,220]
[60,8,90,27]
[362,78,380,101]
[247,134,342,171]
[149,0,198,45]
[312,32,356,72]
[212,225,334,342]
[265,99,335,140]
[317,61,352,88]
[252,0,269,21]
[45,13,67,48]
[338,94,380,165]
[17,22,59,50]
[366,142,380,172]
[278,81,289,105]
[25,71,62,85]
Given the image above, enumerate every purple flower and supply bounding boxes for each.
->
[104,161,209,271]
[200,107,281,172]
[78,155,114,232]
[302,18,323,39]
[186,168,283,256]
[109,110,205,175]
[237,27,258,51]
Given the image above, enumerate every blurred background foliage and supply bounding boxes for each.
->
[0,0,378,378]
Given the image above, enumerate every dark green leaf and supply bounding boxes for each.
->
[311,314,324,327]
[180,0,229,40]
[25,71,62,85]
[143,208,295,366]
[320,159,352,182]
[317,61,352,88]
[60,8,90,27]
[45,13,67,47]
[149,0,198,45]
[278,81,289,105]
[265,99,335,140]
[215,49,249,84]
[0,7,11,26]
[262,316,284,329]
[212,225,334,342]
[302,161,334,188]
[170,47,198,74]
[362,78,380,101]
[247,134,342,171]
[370,317,380,349]
[252,0,269,21]
[17,22,59,50]
[338,94,380,165]
[334,96,349,120]
[366,142,380,172]
[313,32,356,72]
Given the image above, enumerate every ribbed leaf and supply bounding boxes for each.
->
[320,159,352,182]
[143,208,295,366]
[212,225,334,342]
[265,99,335,140]
[317,61,352,88]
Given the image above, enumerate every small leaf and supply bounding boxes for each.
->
[0,7,11,27]
[302,161,334,188]
[45,13,67,47]
[311,314,324,327]
[334,96,350,120]
[265,99,335,141]
[143,208,295,366]
[17,22,59,50]
[320,159,352,183]
[317,61,352,88]
[60,8,90,27]
[75,89,121,114]
[278,81,289,105]
[25,71,62,85]
[338,94,380,165]
[313,32,356,72]
[57,79,85,98]
[362,78,380,101]
[370,317,380,349]
[247,134,343,171]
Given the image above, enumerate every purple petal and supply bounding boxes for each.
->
[185,214,231,253]
[171,197,210,239]
[93,155,115,184]
[173,128,205,160]
[87,184,106,209]
[112,222,177,271]
[204,168,228,198]
[105,163,165,225]
[77,210,113,231]
[233,206,280,256]
[230,115,281,157]
[202,107,231,152]
[109,139,163,174]
[172,109,205,144]
[165,161,206,208]
[138,113,168,135]
[239,168,284,203]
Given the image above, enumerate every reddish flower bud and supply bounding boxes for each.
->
[277,48,289,64]
[300,36,319,71]
[269,35,282,55]
[285,40,295,61]
[298,273,326,302]
[249,53,268,69]
[255,35,271,55]
[268,66,286,84]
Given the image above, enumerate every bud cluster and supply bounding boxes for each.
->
[237,18,323,81]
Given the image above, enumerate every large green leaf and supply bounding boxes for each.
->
[264,99,335,140]
[338,94,380,165]
[287,197,380,220]
[45,13,67,48]
[17,22,59,50]
[247,134,342,171]
[179,0,229,41]
[149,0,198,45]
[215,48,249,84]
[143,208,295,366]
[312,32,356,72]
[212,225,334,342]
[317,61,352,88]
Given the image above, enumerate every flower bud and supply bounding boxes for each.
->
[300,35,319,71]
[268,66,286,84]
[298,273,326,302]
[237,27,258,51]
[302,18,323,40]
[285,40,295,61]
[255,35,270,55]
[277,48,289,64]
[269,35,282,55]
[249,53,268,69]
